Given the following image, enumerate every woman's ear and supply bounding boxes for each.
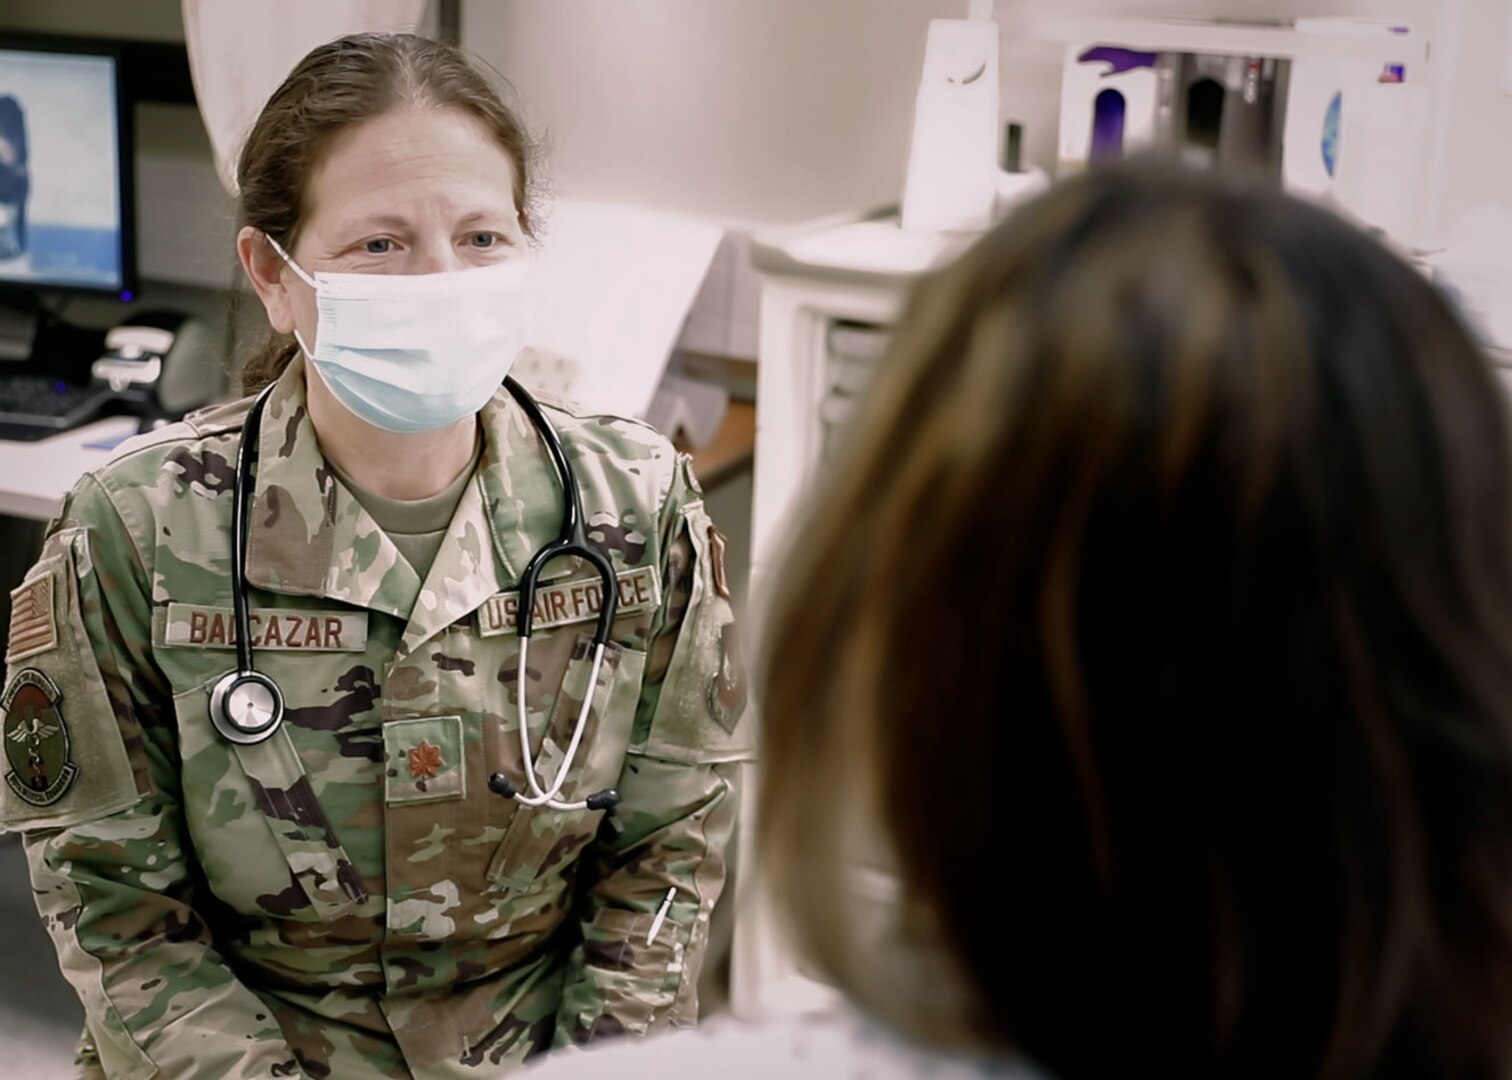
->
[236,226,297,334]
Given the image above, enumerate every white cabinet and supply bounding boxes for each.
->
[729,214,963,1019]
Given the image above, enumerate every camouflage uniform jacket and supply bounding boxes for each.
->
[0,358,752,1078]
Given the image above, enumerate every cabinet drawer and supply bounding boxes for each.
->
[825,321,890,393]
[820,320,892,460]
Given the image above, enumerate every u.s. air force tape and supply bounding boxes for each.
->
[161,604,369,651]
[476,566,661,637]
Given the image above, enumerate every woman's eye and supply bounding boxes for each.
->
[467,233,499,249]
[363,238,393,254]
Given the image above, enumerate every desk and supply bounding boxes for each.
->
[0,417,140,522]
[0,418,140,684]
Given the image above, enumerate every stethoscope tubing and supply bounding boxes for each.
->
[500,378,620,811]
[211,375,619,813]
[232,382,278,677]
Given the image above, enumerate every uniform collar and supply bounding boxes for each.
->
[242,359,572,657]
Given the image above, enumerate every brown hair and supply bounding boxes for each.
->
[758,163,1512,1077]
[235,32,538,394]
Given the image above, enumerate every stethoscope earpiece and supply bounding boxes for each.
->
[488,771,619,813]
[584,789,620,812]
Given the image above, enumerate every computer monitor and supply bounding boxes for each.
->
[0,35,135,301]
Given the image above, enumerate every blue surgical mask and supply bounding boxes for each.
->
[266,234,532,433]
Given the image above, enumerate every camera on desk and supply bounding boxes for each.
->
[91,311,221,430]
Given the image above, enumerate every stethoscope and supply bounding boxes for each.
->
[207,376,621,813]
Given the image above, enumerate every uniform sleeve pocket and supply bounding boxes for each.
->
[568,905,678,1036]
[633,502,753,765]
[1,535,142,833]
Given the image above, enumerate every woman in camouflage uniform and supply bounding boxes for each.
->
[0,33,750,1078]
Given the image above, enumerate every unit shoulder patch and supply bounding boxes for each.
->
[3,668,78,806]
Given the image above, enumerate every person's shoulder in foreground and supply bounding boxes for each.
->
[523,1006,1051,1080]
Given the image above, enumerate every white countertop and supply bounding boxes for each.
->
[0,417,141,521]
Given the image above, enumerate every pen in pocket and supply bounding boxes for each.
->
[646,887,677,945]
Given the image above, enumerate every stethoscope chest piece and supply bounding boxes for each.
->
[208,669,285,745]
[209,381,287,748]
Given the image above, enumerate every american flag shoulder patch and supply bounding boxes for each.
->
[7,573,58,664]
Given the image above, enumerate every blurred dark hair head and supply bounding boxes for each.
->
[758,162,1512,1078]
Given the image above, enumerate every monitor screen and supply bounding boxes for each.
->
[0,42,131,297]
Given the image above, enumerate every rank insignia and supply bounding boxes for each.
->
[407,740,444,783]
[383,716,465,804]
[3,668,78,806]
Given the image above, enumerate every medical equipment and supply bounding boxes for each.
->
[1048,16,1432,245]
[207,377,622,814]
[900,17,1001,233]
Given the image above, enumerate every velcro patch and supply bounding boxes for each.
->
[476,565,661,637]
[383,715,465,804]
[160,603,368,652]
[6,574,58,664]
[3,668,78,807]
[708,525,732,600]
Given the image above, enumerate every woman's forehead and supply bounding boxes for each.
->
[303,106,519,232]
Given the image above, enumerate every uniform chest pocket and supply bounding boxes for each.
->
[485,634,647,894]
[173,676,369,922]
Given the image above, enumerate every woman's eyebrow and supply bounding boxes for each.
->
[455,209,519,227]
[333,213,412,234]
[328,209,519,239]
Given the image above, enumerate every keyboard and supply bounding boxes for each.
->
[0,374,114,441]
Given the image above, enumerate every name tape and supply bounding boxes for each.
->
[161,604,369,652]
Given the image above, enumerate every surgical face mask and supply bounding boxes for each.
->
[265,234,531,433]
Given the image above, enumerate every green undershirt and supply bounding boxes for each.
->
[329,447,478,581]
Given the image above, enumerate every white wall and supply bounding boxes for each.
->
[464,0,1444,229]
[0,1,1503,343]
[463,0,1510,356]
[1423,0,1512,242]
[463,0,963,225]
